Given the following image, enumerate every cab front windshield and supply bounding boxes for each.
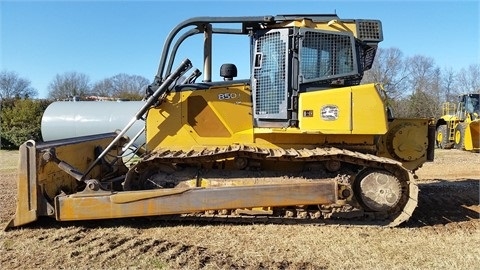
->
[465,94,480,114]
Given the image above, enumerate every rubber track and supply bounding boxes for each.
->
[137,145,418,227]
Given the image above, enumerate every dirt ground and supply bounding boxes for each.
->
[0,149,479,269]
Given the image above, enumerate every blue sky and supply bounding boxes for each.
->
[1,0,479,98]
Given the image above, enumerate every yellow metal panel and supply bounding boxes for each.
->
[298,87,352,133]
[298,84,387,135]
[182,84,254,146]
[351,83,388,134]
[185,85,252,135]
[146,83,254,151]
[187,95,231,137]
[279,20,357,35]
[465,120,480,150]
[146,90,197,151]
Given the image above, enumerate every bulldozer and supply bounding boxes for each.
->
[435,93,480,151]
[7,14,436,229]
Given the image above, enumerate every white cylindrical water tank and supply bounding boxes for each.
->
[41,101,146,147]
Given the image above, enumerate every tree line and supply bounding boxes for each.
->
[47,72,150,101]
[362,48,479,118]
[1,47,480,148]
[1,70,150,101]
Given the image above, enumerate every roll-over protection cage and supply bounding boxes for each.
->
[149,14,383,128]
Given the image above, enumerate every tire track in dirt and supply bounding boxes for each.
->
[34,228,318,269]
[406,179,479,230]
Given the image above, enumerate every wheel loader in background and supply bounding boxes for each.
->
[7,14,436,229]
[435,93,480,151]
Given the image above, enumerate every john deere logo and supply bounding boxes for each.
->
[321,105,339,120]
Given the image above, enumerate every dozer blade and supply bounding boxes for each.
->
[465,120,480,151]
[7,133,126,229]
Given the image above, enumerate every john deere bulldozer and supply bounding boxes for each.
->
[436,93,480,151]
[7,14,435,229]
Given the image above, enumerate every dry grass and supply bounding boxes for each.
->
[1,149,479,269]
[0,150,18,173]
[1,221,479,269]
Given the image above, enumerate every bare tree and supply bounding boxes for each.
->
[0,70,37,99]
[92,73,150,100]
[91,78,114,97]
[361,47,479,118]
[362,47,408,100]
[48,72,91,100]
[456,64,480,94]
[405,55,441,118]
[441,67,458,102]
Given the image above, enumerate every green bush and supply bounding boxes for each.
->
[1,98,52,148]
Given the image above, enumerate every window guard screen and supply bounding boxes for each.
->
[299,30,357,83]
[252,29,289,120]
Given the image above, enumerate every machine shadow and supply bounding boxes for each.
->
[402,179,479,228]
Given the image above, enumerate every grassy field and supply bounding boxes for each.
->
[0,149,479,269]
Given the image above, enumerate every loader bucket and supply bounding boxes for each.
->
[6,133,127,229]
[465,120,480,151]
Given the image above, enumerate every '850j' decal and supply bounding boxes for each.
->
[218,93,239,100]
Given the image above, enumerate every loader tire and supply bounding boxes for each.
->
[454,123,466,150]
[436,125,448,149]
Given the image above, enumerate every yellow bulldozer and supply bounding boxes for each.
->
[436,93,480,151]
[7,14,435,229]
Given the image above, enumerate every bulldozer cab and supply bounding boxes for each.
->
[459,94,480,120]
[150,15,383,128]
